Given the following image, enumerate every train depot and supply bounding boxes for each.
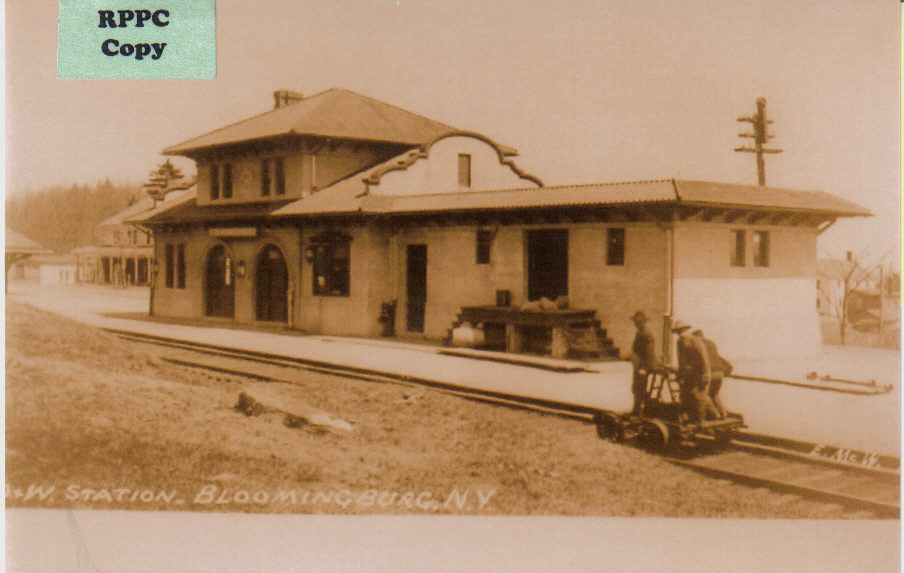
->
[131,88,870,362]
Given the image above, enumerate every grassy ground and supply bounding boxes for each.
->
[5,301,868,517]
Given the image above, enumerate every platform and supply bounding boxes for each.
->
[7,283,901,455]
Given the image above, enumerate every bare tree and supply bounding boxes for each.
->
[818,250,887,344]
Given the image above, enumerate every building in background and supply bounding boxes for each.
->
[5,228,53,292]
[13,254,78,285]
[131,88,871,360]
[74,188,193,287]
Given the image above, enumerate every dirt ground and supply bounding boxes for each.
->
[5,301,871,517]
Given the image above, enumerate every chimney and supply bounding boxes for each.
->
[273,90,304,109]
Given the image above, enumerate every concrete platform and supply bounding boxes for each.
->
[7,283,901,455]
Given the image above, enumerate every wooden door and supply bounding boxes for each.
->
[527,229,568,301]
[206,245,235,318]
[255,245,288,323]
[406,244,427,332]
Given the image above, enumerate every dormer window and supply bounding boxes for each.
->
[458,154,471,188]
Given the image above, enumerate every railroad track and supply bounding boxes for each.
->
[110,328,900,518]
[667,444,899,518]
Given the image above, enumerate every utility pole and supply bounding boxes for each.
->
[735,97,783,186]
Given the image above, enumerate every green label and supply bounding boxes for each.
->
[58,0,216,79]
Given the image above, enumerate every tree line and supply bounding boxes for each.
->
[6,180,143,253]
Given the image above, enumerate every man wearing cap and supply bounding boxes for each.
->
[628,311,657,415]
[693,329,733,418]
[672,321,719,423]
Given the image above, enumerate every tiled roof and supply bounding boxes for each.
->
[125,186,198,224]
[673,180,870,216]
[164,88,460,155]
[6,228,52,254]
[142,197,295,225]
[272,178,871,218]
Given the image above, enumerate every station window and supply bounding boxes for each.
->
[165,244,187,288]
[476,230,492,264]
[275,157,286,195]
[606,228,625,266]
[458,154,471,188]
[731,230,746,267]
[176,244,186,288]
[222,164,233,199]
[312,232,351,297]
[210,164,220,199]
[260,159,271,196]
[165,244,175,288]
[261,158,286,196]
[210,163,233,199]
[752,231,770,267]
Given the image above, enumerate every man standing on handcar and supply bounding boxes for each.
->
[628,311,657,416]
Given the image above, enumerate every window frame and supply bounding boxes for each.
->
[606,227,626,266]
[476,230,492,264]
[164,244,175,288]
[311,231,351,297]
[260,159,271,196]
[458,153,471,188]
[730,229,746,267]
[210,163,220,200]
[176,244,186,288]
[752,230,770,267]
[222,163,233,199]
[275,157,286,195]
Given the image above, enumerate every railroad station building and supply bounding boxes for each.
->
[131,88,870,361]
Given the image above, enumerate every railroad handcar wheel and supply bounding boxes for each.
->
[593,411,623,443]
[638,420,670,452]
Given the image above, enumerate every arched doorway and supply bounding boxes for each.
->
[255,245,288,323]
[205,245,235,318]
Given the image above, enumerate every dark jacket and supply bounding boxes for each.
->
[630,325,657,372]
[676,333,711,384]
[701,337,733,376]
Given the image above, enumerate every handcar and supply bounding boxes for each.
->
[593,368,745,451]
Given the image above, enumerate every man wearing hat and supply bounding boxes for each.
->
[693,329,733,418]
[628,311,657,415]
[672,321,719,423]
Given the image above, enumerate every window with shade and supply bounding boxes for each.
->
[165,244,175,288]
[731,230,746,267]
[261,158,287,196]
[210,163,233,200]
[606,228,625,266]
[476,230,492,264]
[165,244,186,289]
[311,232,351,297]
[752,231,770,267]
[458,154,471,188]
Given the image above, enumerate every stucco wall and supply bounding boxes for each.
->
[672,223,821,359]
[392,225,524,338]
[389,223,668,355]
[153,228,303,326]
[195,143,393,206]
[568,224,669,357]
[296,225,386,337]
[372,136,538,196]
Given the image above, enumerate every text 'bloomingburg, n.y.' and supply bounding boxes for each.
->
[98,9,169,61]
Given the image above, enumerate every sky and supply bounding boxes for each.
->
[5,0,900,258]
